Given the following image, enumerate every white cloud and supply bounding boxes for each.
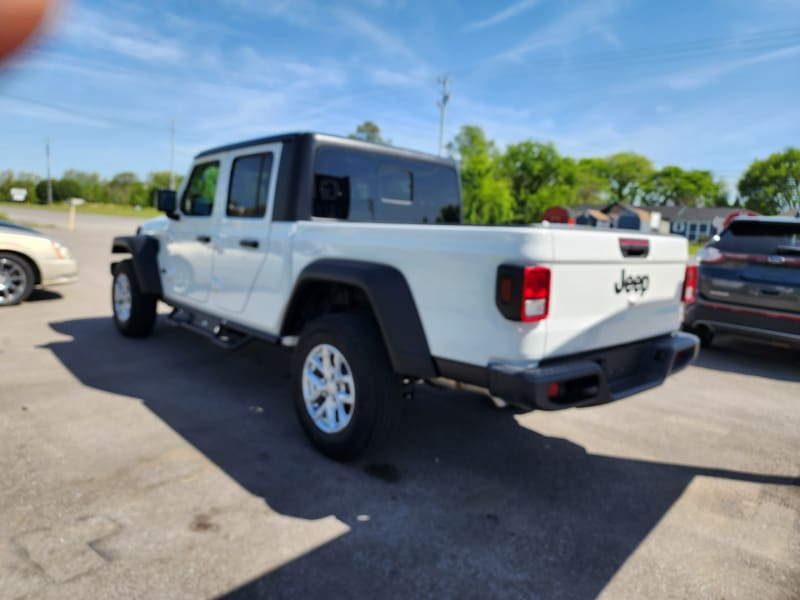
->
[0,96,110,128]
[368,66,433,88]
[494,0,627,61]
[659,45,800,90]
[220,0,319,28]
[232,47,349,89]
[464,0,541,33]
[62,7,184,63]
[332,8,417,61]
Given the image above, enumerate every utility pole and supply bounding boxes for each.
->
[169,118,176,190]
[437,75,450,157]
[45,140,53,205]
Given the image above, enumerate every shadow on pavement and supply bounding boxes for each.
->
[692,334,800,383]
[27,289,63,302]
[45,317,799,600]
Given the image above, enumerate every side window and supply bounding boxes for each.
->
[181,161,220,216]
[227,153,274,218]
[380,167,412,204]
[314,175,350,219]
[313,146,460,224]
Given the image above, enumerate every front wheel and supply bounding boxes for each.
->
[112,260,157,337]
[0,252,35,306]
[292,312,401,461]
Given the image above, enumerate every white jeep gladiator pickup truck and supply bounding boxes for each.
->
[110,132,699,459]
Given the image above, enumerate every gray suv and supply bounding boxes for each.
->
[684,216,800,348]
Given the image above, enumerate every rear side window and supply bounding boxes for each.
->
[715,220,800,255]
[313,146,460,224]
[380,167,412,204]
[181,161,220,216]
[227,153,274,218]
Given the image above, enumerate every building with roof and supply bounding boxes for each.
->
[656,206,757,241]
[542,202,754,240]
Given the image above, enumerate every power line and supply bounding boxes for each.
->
[447,27,800,80]
[0,92,167,132]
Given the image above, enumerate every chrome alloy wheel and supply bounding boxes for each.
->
[113,271,132,323]
[0,257,28,305]
[302,343,356,434]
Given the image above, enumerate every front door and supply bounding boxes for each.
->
[210,143,282,314]
[162,160,221,306]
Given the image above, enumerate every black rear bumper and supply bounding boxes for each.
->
[480,332,698,411]
[684,299,800,344]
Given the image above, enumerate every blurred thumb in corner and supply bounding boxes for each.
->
[0,0,55,63]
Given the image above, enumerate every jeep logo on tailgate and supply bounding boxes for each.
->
[614,269,649,295]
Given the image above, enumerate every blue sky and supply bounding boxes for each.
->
[1,0,799,193]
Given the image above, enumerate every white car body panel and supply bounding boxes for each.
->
[143,138,690,370]
[152,209,688,367]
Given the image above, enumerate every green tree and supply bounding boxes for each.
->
[5,179,37,204]
[15,171,41,183]
[106,172,142,204]
[574,159,610,204]
[0,171,14,202]
[448,125,514,224]
[348,121,390,145]
[55,178,82,200]
[644,166,727,207]
[498,141,578,222]
[111,172,140,186]
[34,179,82,203]
[35,180,50,203]
[738,148,800,214]
[62,169,100,189]
[146,170,183,199]
[583,153,654,205]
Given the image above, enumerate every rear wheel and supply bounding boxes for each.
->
[112,260,157,337]
[292,312,401,460]
[0,252,35,306]
[695,326,714,348]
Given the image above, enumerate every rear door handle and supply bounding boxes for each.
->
[196,235,211,243]
[240,238,259,249]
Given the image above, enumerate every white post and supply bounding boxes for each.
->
[67,201,76,231]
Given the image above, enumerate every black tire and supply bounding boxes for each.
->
[0,252,35,306]
[698,327,714,349]
[292,312,401,461]
[112,260,157,337]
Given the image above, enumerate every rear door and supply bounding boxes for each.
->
[699,219,800,313]
[210,142,282,314]
[544,229,688,358]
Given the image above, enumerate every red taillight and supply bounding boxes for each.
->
[496,265,551,322]
[521,266,551,322]
[682,265,698,304]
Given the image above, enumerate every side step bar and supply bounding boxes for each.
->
[168,307,252,350]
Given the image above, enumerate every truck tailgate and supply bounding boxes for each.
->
[544,228,688,358]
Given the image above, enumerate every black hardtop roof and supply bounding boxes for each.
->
[195,131,457,166]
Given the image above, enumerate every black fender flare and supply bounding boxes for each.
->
[283,259,436,378]
[111,235,162,296]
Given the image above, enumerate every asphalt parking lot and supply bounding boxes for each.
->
[1,206,799,599]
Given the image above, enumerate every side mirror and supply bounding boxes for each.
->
[154,189,178,218]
